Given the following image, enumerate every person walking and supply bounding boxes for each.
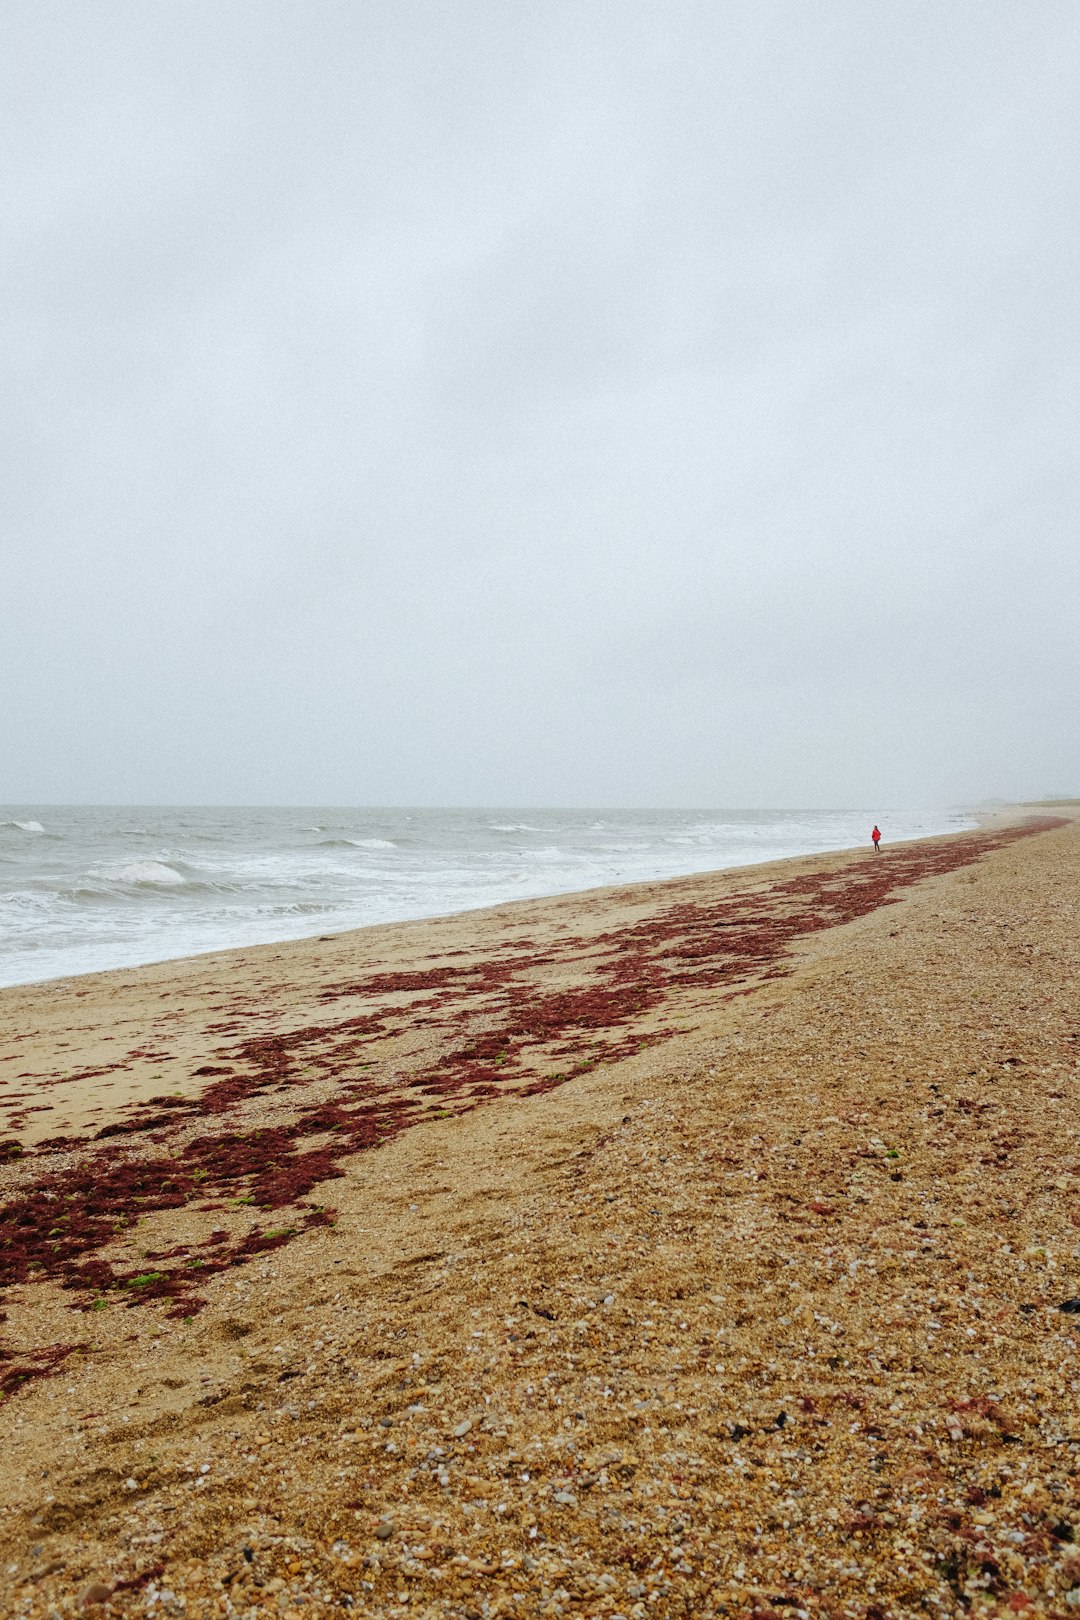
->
[871,824,881,854]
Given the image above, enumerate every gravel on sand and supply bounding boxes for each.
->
[1,811,1078,1618]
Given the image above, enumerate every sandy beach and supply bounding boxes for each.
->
[1,810,1078,1619]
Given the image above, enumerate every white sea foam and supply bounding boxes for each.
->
[2,819,45,834]
[490,822,541,833]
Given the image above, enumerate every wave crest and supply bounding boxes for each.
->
[99,861,186,887]
[316,837,397,849]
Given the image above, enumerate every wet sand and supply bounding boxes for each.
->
[1,810,1078,1618]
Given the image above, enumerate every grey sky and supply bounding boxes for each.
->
[3,2,1077,807]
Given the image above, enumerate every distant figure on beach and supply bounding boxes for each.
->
[871,825,881,853]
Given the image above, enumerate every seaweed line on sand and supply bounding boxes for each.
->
[0,817,1064,1388]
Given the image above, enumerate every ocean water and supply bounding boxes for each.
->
[0,805,974,989]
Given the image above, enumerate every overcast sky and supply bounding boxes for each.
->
[3,2,1077,808]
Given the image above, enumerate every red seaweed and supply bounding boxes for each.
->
[0,816,1065,1390]
[0,1340,83,1400]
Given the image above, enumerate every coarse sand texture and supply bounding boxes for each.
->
[0,811,1078,1617]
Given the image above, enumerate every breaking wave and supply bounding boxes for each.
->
[98,861,186,887]
[316,837,396,849]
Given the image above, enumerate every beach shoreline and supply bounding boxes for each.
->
[2,807,1078,1617]
[0,812,1029,1151]
[0,805,979,993]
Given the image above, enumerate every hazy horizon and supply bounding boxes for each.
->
[2,795,1029,812]
[3,3,1077,808]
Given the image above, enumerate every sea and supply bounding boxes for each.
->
[0,805,975,989]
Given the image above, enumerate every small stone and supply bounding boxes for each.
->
[453,1418,473,1438]
[1058,1298,1080,1314]
[553,1489,577,1506]
[80,1584,112,1609]
[379,1416,394,1428]
[375,1520,394,1541]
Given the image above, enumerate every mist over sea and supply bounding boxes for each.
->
[0,806,974,988]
